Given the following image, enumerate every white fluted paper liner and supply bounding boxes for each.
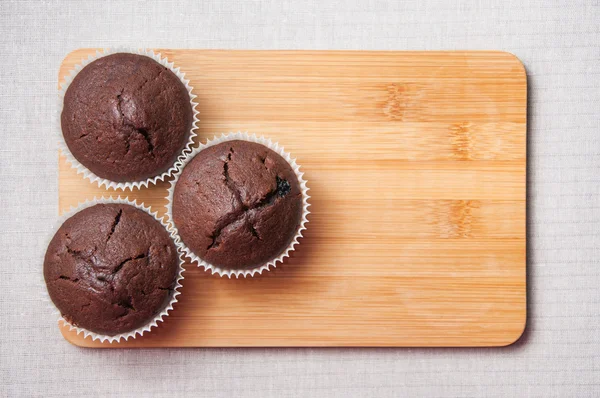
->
[56,47,200,190]
[41,197,185,343]
[166,132,311,278]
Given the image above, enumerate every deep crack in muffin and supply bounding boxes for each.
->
[172,140,303,270]
[44,203,179,336]
[61,53,193,182]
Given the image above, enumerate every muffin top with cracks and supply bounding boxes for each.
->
[61,53,193,182]
[172,140,303,270]
[44,203,179,336]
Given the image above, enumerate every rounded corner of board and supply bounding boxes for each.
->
[499,51,527,82]
[59,324,93,348]
[497,315,528,348]
[58,48,98,85]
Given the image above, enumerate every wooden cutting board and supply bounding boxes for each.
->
[57,49,527,347]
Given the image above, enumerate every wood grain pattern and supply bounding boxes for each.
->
[57,49,527,347]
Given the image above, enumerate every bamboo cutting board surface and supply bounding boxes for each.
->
[57,49,527,347]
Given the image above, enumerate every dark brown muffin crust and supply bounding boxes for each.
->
[173,140,303,269]
[44,204,179,336]
[61,53,193,182]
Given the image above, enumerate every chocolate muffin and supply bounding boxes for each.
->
[173,140,303,270]
[61,53,193,182]
[44,203,179,336]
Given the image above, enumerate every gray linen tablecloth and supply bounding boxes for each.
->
[1,0,599,396]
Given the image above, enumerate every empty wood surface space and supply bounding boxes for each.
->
[57,49,527,347]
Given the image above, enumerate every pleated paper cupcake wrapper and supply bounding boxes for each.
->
[41,196,185,343]
[56,47,200,190]
[166,132,310,278]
